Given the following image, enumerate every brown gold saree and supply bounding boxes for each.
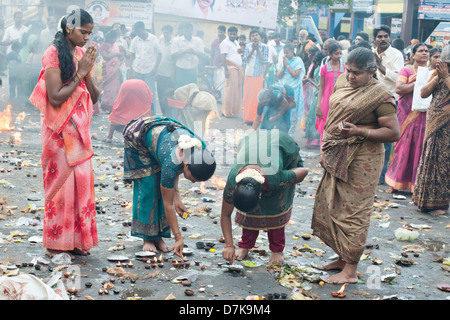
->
[312,78,395,264]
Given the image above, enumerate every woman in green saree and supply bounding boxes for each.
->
[220,129,308,265]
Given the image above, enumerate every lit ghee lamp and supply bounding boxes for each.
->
[158,253,163,263]
[67,288,78,295]
[331,282,348,298]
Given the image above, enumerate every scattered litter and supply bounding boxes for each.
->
[51,253,72,265]
[395,228,419,241]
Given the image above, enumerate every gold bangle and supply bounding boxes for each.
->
[364,129,371,139]
[76,72,83,82]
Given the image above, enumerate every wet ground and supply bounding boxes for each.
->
[0,81,449,302]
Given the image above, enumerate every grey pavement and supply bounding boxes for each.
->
[0,75,449,302]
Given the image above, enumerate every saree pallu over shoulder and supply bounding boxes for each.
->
[320,79,394,182]
[123,116,205,181]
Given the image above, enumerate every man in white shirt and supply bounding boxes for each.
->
[220,26,243,117]
[1,11,27,54]
[171,22,206,89]
[372,24,404,184]
[372,25,404,100]
[129,21,162,114]
[242,30,269,124]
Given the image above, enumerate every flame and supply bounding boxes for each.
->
[205,111,217,132]
[13,132,21,145]
[200,182,207,194]
[337,283,348,293]
[0,105,15,131]
[158,253,163,262]
[16,112,26,121]
[210,175,226,190]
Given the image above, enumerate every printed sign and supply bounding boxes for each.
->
[154,0,279,29]
[85,0,154,27]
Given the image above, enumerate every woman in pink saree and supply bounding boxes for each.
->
[29,9,100,258]
[99,30,124,113]
[385,43,429,193]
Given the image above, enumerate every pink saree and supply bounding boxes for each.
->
[29,45,98,252]
[385,66,426,192]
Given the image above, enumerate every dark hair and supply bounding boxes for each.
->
[356,32,369,42]
[373,25,391,38]
[259,31,267,43]
[313,51,326,65]
[283,43,295,53]
[238,34,246,40]
[348,40,372,52]
[133,21,145,31]
[218,25,226,32]
[429,47,442,57]
[105,29,119,43]
[346,47,377,72]
[328,42,342,55]
[391,38,405,51]
[53,9,93,84]
[228,26,238,34]
[308,46,320,57]
[185,147,216,182]
[411,42,427,54]
[233,177,262,212]
[249,29,260,37]
[162,24,173,33]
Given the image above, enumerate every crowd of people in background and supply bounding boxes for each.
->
[0,6,450,283]
[0,11,448,215]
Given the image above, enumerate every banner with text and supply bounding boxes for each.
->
[154,0,279,29]
[85,0,154,28]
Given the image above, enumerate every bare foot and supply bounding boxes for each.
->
[157,238,171,252]
[142,240,158,252]
[45,249,75,259]
[316,258,346,271]
[429,210,448,216]
[268,252,284,265]
[386,187,397,194]
[70,248,90,256]
[235,247,249,261]
[323,271,358,284]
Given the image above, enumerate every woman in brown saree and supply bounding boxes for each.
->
[311,48,400,284]
[412,46,450,216]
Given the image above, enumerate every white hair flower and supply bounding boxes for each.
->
[178,135,202,150]
[235,169,265,184]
